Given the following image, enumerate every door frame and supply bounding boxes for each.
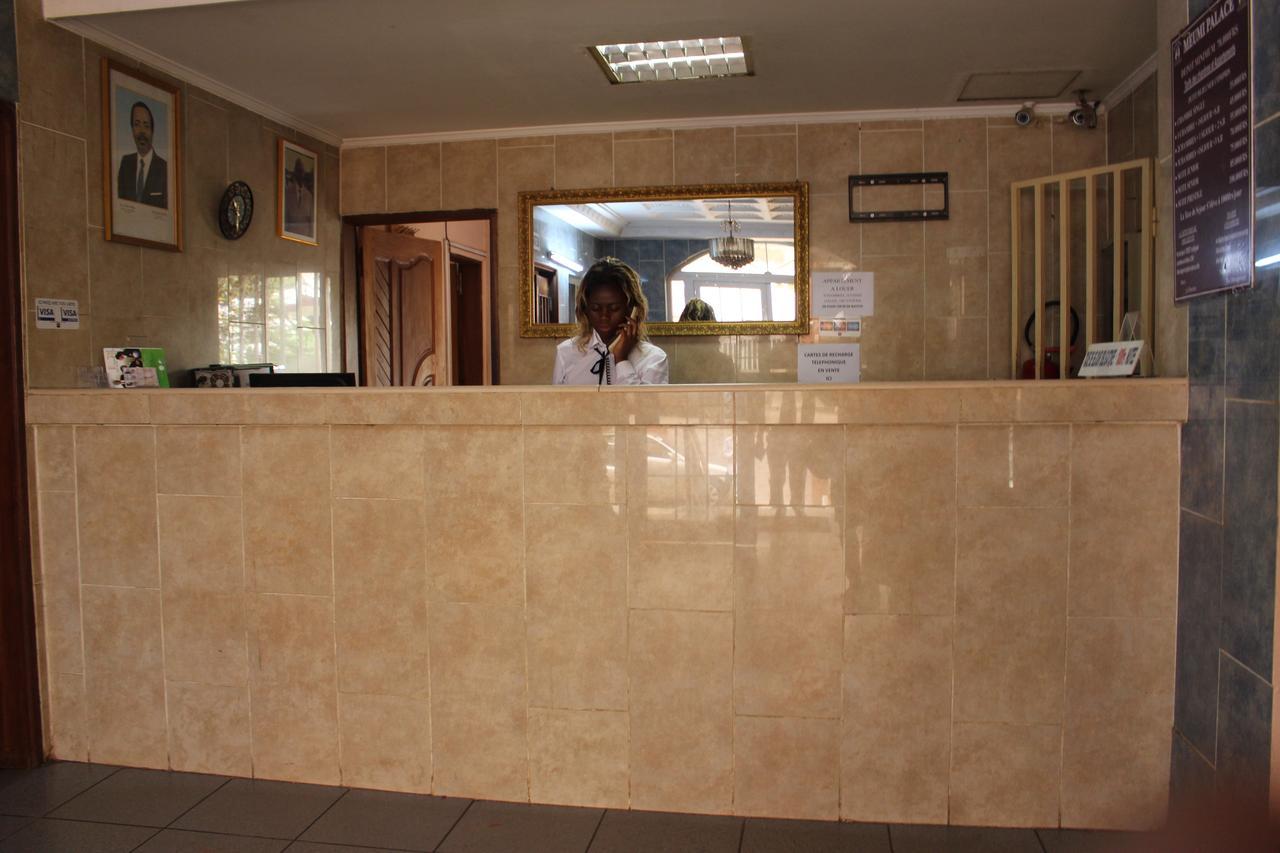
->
[342,209,499,385]
[0,99,44,768]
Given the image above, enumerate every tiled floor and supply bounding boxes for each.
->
[0,762,1141,852]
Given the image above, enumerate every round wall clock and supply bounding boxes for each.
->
[218,181,254,240]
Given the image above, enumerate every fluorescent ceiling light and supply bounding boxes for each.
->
[548,251,584,273]
[591,37,750,85]
[1256,253,1280,269]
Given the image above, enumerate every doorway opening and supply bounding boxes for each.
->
[342,211,497,386]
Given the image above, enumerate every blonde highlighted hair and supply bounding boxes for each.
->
[573,257,650,351]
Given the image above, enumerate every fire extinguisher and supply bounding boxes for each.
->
[1019,300,1080,379]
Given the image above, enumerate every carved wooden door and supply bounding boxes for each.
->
[359,228,447,386]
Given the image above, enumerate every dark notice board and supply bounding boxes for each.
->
[1172,0,1253,300]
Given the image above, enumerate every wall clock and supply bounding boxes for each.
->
[218,181,254,240]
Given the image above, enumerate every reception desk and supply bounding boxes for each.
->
[24,380,1186,830]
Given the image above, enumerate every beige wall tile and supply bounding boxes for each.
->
[86,668,168,768]
[845,425,956,616]
[46,672,88,761]
[925,191,989,319]
[166,681,252,777]
[614,136,674,187]
[497,143,554,259]
[555,133,614,189]
[674,128,735,184]
[21,128,89,306]
[75,426,159,588]
[250,682,340,785]
[859,129,925,257]
[954,613,1066,727]
[857,255,925,381]
[528,708,629,809]
[736,507,843,612]
[630,609,733,814]
[37,491,83,675]
[156,426,241,496]
[734,132,797,182]
[625,426,733,543]
[429,603,528,801]
[924,317,989,380]
[735,426,843,507]
[88,235,144,321]
[163,589,248,686]
[519,388,620,425]
[340,147,387,214]
[331,426,424,499]
[734,609,841,718]
[627,541,733,612]
[841,614,952,824]
[527,605,627,711]
[523,426,625,504]
[526,503,626,610]
[35,425,75,492]
[809,193,861,271]
[386,143,442,213]
[734,716,839,820]
[338,693,431,793]
[616,392,735,426]
[1052,119,1108,174]
[333,498,429,697]
[1070,425,1178,617]
[249,593,336,688]
[798,123,859,195]
[242,427,332,595]
[950,722,1061,827]
[1061,617,1175,829]
[81,585,162,675]
[924,118,988,191]
[158,494,244,592]
[957,425,1070,508]
[15,0,85,137]
[956,506,1067,618]
[441,140,498,209]
[666,337,739,385]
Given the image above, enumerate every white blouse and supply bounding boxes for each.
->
[552,331,669,386]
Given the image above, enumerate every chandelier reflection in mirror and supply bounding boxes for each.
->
[709,200,756,269]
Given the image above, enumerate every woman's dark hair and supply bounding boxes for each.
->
[573,257,649,350]
[679,297,717,322]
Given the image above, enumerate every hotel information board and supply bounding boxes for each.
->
[1172,0,1253,300]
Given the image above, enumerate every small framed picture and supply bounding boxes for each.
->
[101,58,182,251]
[278,138,318,245]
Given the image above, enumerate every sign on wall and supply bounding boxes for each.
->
[1171,0,1253,300]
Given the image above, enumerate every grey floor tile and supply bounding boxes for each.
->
[0,818,155,853]
[891,824,1043,853]
[1037,828,1146,853]
[173,778,346,840]
[440,800,602,853]
[0,818,29,842]
[0,762,120,817]
[286,843,403,853]
[741,817,891,852]
[137,828,291,852]
[50,767,228,828]
[588,810,743,853]
[301,789,470,852]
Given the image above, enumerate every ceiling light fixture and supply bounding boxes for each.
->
[709,201,755,269]
[590,37,750,85]
[547,251,584,273]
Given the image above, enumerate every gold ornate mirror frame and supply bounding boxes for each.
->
[518,181,809,338]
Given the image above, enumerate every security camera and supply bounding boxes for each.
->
[1014,105,1035,127]
[1068,91,1099,129]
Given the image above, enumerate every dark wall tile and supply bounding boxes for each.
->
[1188,296,1226,386]
[636,258,666,321]
[1215,654,1273,816]
[1169,729,1216,815]
[0,0,15,104]
[1224,277,1280,401]
[1256,0,1280,120]
[1257,119,1279,274]
[1182,384,1226,519]
[1190,0,1217,18]
[1175,511,1224,757]
[1221,400,1278,675]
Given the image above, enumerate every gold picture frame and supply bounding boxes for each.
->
[278,137,319,245]
[518,181,809,338]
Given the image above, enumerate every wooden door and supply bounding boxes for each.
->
[359,228,447,386]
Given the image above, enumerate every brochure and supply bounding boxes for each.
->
[103,347,170,389]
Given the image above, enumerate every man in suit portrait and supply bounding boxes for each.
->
[116,101,167,208]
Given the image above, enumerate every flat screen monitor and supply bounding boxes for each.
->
[248,372,356,388]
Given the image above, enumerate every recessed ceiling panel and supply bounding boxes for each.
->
[957,69,1081,101]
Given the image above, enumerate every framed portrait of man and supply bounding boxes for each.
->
[101,59,182,251]
[278,138,318,245]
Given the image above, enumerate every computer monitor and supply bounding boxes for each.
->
[248,372,356,388]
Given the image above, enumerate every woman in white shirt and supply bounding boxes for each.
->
[552,258,669,385]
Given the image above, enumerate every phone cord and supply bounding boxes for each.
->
[590,345,612,386]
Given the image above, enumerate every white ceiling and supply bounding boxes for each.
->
[54,0,1157,144]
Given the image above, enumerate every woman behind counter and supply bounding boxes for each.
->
[553,257,669,385]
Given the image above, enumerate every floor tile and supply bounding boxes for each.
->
[890,824,1043,853]
[742,818,891,852]
[173,778,346,839]
[0,762,119,817]
[0,818,155,852]
[286,843,403,853]
[1037,828,1145,852]
[137,829,290,852]
[300,789,470,851]
[50,767,228,827]
[440,800,602,853]
[0,818,29,841]
[588,810,743,853]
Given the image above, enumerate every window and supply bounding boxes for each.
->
[668,242,796,322]
[218,270,340,370]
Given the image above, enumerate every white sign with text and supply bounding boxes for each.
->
[798,344,861,383]
[812,271,874,317]
[35,298,80,329]
[1078,340,1145,377]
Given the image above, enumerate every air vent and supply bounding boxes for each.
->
[957,70,1080,101]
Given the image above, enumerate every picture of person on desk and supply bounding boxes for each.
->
[552,258,668,385]
[116,101,167,208]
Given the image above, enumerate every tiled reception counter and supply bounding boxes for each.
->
[23,380,1187,830]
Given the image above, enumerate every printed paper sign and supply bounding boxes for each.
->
[1078,341,1145,377]
[35,298,80,329]
[798,344,861,384]
[812,272,874,317]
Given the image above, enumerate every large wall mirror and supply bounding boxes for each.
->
[519,182,809,338]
